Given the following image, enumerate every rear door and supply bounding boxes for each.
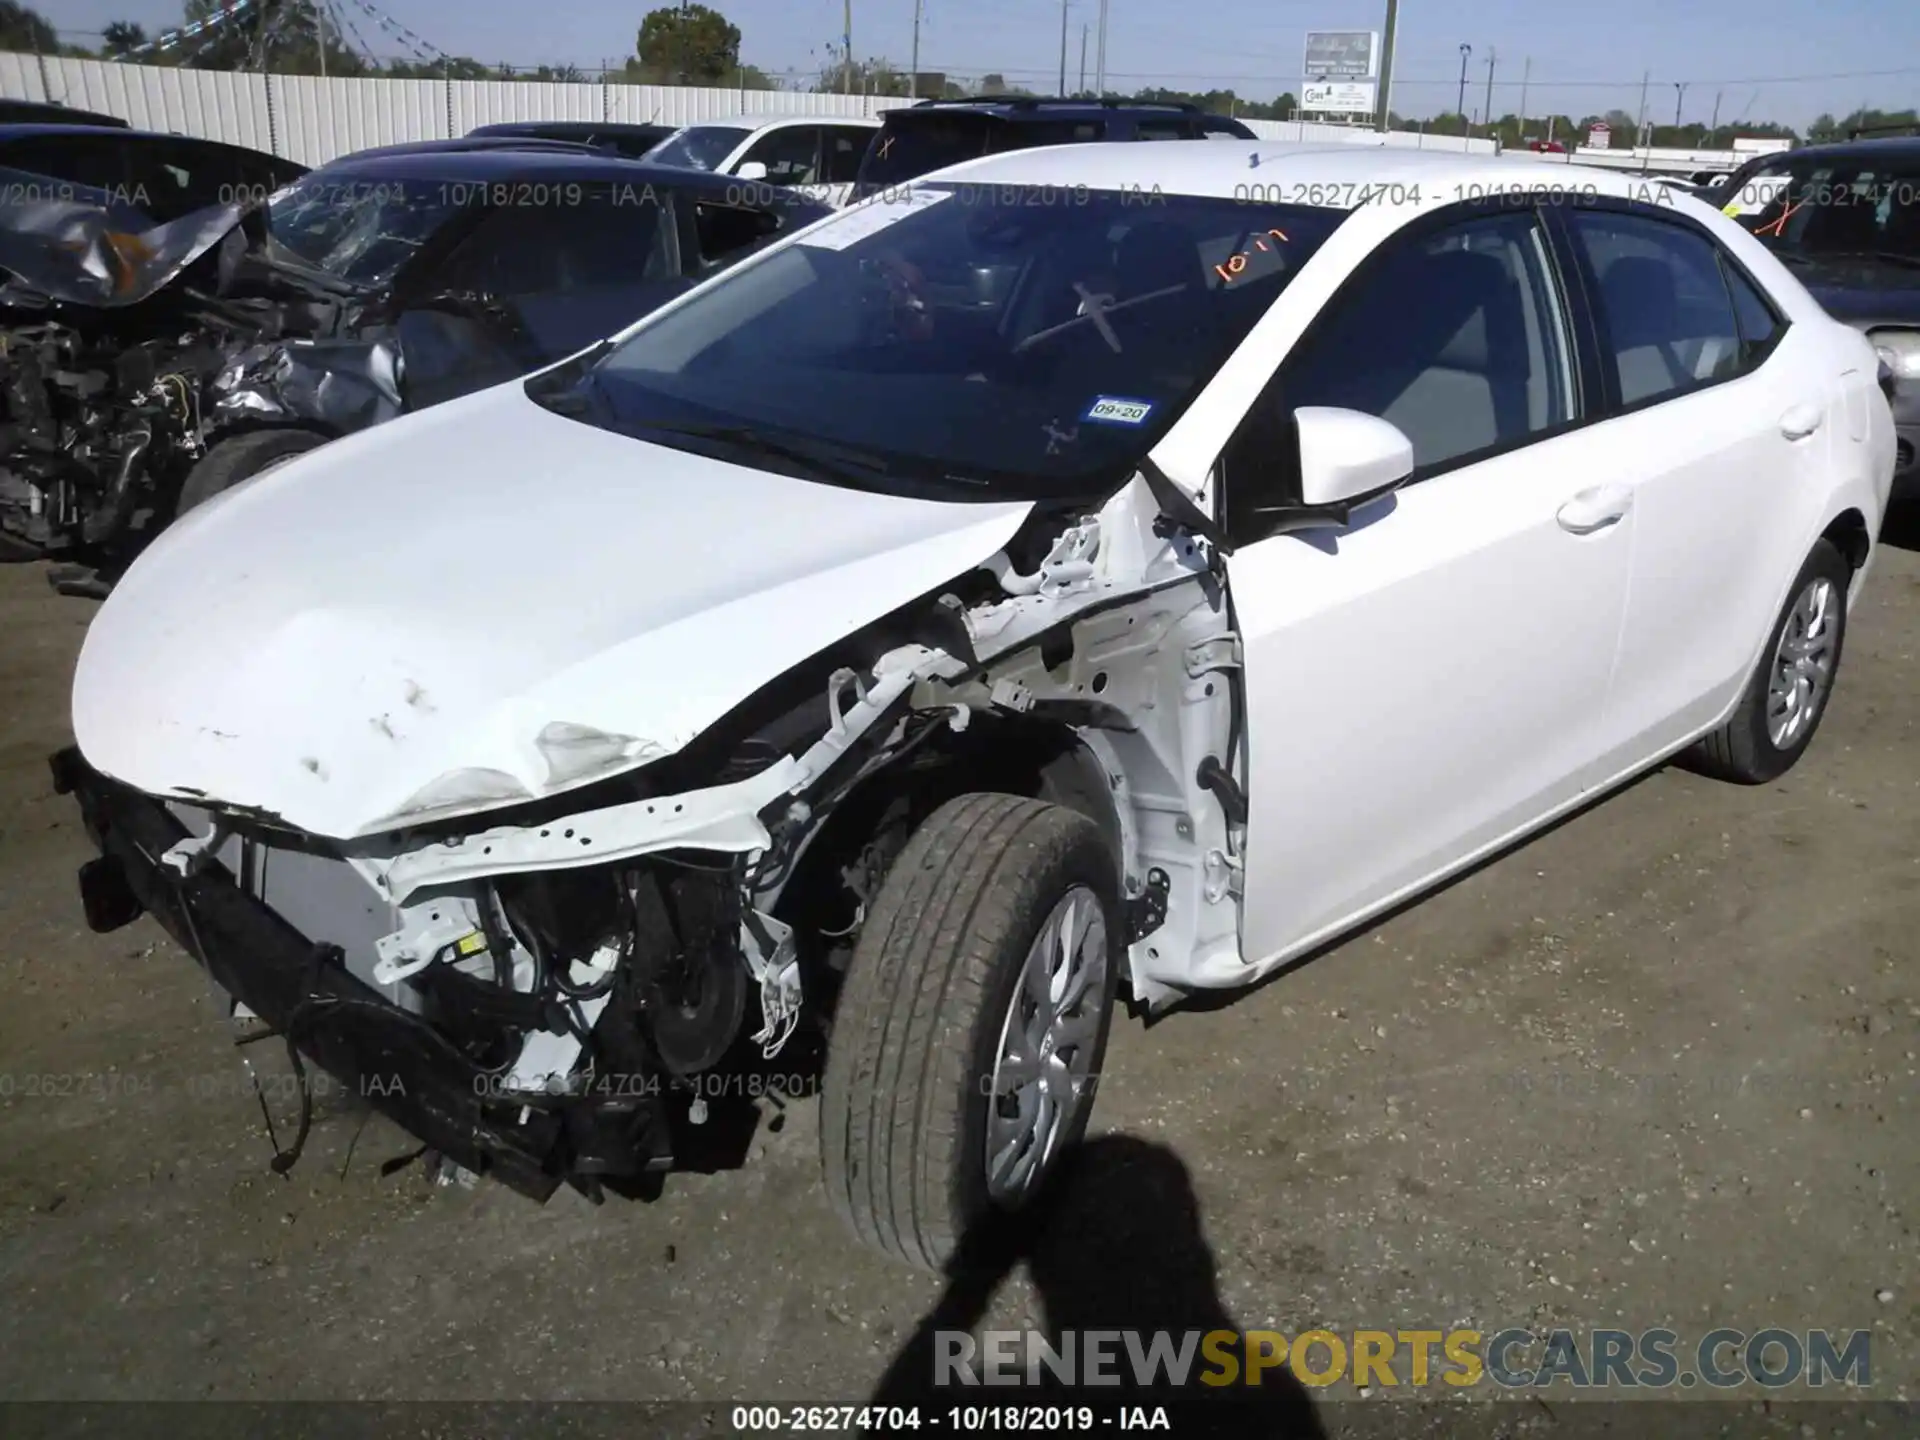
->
[1548,199,1833,765]
[1225,201,1635,966]
[818,124,874,206]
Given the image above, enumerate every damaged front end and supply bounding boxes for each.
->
[55,473,1250,1200]
[0,175,350,581]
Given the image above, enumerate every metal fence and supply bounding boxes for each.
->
[2,52,1494,167]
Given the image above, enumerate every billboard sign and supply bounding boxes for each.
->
[1302,80,1377,115]
[1303,30,1379,80]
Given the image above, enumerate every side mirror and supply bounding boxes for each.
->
[1294,406,1414,507]
[734,160,769,181]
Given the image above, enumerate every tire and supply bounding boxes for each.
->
[820,793,1122,1270]
[176,429,327,515]
[1684,537,1851,785]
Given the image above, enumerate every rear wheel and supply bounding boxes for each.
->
[820,793,1121,1270]
[176,429,327,515]
[1685,537,1850,785]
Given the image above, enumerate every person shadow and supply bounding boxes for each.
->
[869,1134,1327,1438]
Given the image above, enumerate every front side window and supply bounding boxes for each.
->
[739,126,820,185]
[1270,208,1575,478]
[573,187,1348,500]
[1569,209,1743,407]
[645,125,750,172]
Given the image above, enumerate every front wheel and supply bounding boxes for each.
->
[175,429,328,516]
[820,793,1121,1270]
[1684,536,1851,785]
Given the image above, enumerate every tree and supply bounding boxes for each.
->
[100,19,147,58]
[0,0,57,52]
[636,3,740,85]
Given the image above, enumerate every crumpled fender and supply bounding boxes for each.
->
[0,170,247,309]
[209,333,405,436]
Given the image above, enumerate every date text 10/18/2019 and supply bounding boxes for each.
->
[730,1404,1171,1431]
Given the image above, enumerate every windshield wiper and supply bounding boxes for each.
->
[629,420,894,482]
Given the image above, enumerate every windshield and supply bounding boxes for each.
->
[1743,158,1920,260]
[572,184,1347,501]
[266,172,467,285]
[858,115,1105,191]
[645,126,750,172]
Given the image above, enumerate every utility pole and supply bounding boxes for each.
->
[1483,46,1496,137]
[1519,55,1530,128]
[1373,0,1399,133]
[1673,81,1687,129]
[1456,43,1471,127]
[843,0,853,93]
[1635,69,1650,147]
[1709,89,1723,138]
[1079,23,1088,95]
[316,0,327,79]
[1095,0,1107,95]
[909,0,922,99]
[1058,0,1069,96]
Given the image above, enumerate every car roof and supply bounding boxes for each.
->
[916,139,1700,202]
[1751,135,1920,165]
[0,121,281,157]
[469,120,672,136]
[879,97,1205,122]
[304,144,833,203]
[0,100,127,128]
[680,112,879,132]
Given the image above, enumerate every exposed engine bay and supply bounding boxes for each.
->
[60,475,1250,1200]
[0,181,353,581]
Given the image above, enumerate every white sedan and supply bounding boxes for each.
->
[56,141,1897,1269]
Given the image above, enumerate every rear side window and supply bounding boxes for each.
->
[821,127,872,184]
[1568,209,1744,407]
[861,115,997,188]
[1723,262,1786,362]
[435,185,673,296]
[1134,119,1196,142]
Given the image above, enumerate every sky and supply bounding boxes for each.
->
[49,0,1920,131]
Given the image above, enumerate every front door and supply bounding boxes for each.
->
[1223,203,1636,967]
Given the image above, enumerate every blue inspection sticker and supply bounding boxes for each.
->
[1083,395,1154,426]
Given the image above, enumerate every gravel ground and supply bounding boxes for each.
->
[0,514,1916,1437]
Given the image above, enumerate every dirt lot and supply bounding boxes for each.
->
[1,515,1916,1434]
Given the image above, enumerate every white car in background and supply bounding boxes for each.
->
[58,142,1896,1270]
[642,112,880,207]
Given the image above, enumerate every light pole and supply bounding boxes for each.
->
[1456,43,1471,127]
[1673,81,1688,130]
[909,0,922,99]
[1373,0,1399,133]
[1483,46,1497,136]
[1095,0,1107,95]
[1057,0,1069,96]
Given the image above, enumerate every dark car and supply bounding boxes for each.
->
[1713,137,1920,495]
[0,99,129,128]
[0,143,829,592]
[0,122,305,219]
[467,120,677,159]
[852,96,1257,199]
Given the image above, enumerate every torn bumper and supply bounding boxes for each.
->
[51,745,670,1200]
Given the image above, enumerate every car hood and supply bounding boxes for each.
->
[72,382,1033,840]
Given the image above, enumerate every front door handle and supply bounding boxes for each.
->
[1780,403,1825,441]
[1557,484,1633,535]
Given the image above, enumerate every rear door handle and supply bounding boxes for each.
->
[1780,403,1824,440]
[1557,484,1633,535]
